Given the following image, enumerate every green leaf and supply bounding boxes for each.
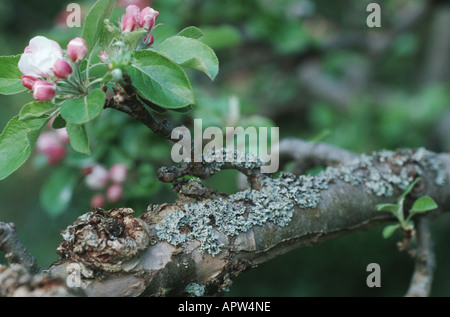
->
[19,101,55,120]
[171,105,193,113]
[136,94,167,114]
[382,224,399,239]
[60,89,106,124]
[52,114,66,129]
[0,115,49,180]
[82,0,116,51]
[128,50,194,109]
[410,196,438,216]
[398,177,422,202]
[40,167,78,217]
[66,123,90,155]
[375,203,399,214]
[123,29,148,49]
[0,55,27,95]
[177,26,204,39]
[158,36,219,80]
[99,19,121,47]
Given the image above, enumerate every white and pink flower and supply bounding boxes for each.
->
[84,164,110,190]
[18,36,63,78]
[121,5,140,32]
[138,7,159,30]
[109,164,128,184]
[107,183,123,202]
[90,194,106,208]
[67,37,88,62]
[36,131,67,165]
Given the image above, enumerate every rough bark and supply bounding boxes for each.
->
[1,145,448,297]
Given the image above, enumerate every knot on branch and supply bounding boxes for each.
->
[0,264,80,297]
[56,208,152,273]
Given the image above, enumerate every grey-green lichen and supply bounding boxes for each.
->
[155,148,446,255]
[185,282,206,297]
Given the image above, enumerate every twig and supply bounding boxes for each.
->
[276,138,358,174]
[104,75,175,141]
[157,148,266,189]
[405,217,435,297]
[0,222,39,274]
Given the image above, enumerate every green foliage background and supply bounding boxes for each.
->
[0,0,449,296]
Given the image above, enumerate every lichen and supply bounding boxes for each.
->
[185,282,206,297]
[154,148,446,255]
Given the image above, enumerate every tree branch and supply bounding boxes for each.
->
[103,75,175,141]
[405,216,436,297]
[157,148,266,189]
[0,222,38,274]
[2,144,449,297]
[48,147,450,296]
[276,138,358,174]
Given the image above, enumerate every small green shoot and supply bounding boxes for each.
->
[375,178,438,238]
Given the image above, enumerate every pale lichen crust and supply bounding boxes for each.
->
[57,208,151,273]
[155,148,446,255]
[184,282,206,297]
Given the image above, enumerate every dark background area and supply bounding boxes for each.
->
[0,0,449,296]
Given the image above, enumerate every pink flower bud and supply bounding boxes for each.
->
[99,51,108,63]
[121,5,140,32]
[109,164,128,184]
[36,132,66,165]
[53,59,73,79]
[37,132,60,154]
[32,80,55,101]
[55,128,70,144]
[90,194,105,208]
[47,147,67,165]
[21,75,38,90]
[82,166,93,175]
[125,4,140,17]
[107,183,123,202]
[143,33,154,47]
[85,164,109,190]
[138,7,159,30]
[67,37,87,62]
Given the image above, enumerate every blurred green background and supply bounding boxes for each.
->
[0,0,449,296]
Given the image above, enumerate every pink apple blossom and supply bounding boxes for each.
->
[85,164,109,190]
[67,37,87,62]
[138,7,159,30]
[90,194,106,208]
[143,33,154,47]
[21,75,38,90]
[107,183,123,202]
[109,164,128,184]
[55,128,70,144]
[32,80,55,101]
[36,132,66,165]
[53,59,72,79]
[121,5,140,32]
[99,51,109,63]
[18,36,63,78]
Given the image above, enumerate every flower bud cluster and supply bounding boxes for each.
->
[85,163,128,207]
[18,36,88,101]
